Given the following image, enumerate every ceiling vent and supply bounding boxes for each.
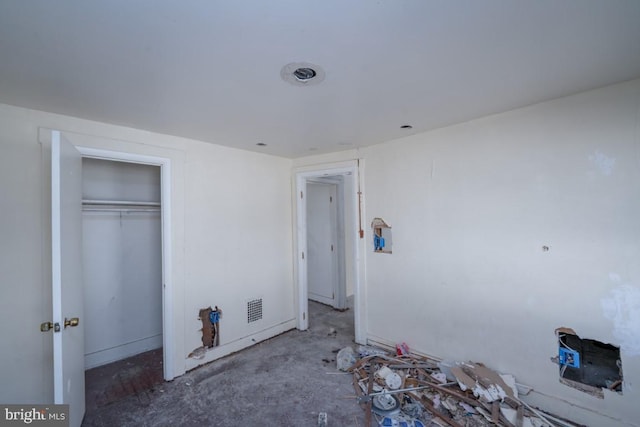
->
[281,62,325,86]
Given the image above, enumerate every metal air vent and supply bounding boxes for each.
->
[247,298,263,323]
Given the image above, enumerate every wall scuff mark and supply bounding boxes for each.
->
[601,284,640,356]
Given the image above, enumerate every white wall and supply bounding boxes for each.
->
[3,76,638,423]
[82,157,161,202]
[295,79,640,426]
[0,103,294,403]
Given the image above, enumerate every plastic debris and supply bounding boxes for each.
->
[336,346,356,371]
[395,342,410,356]
[359,345,389,358]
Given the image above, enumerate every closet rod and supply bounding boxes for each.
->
[82,199,160,207]
[82,207,161,213]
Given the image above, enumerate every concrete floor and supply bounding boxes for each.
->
[82,300,368,426]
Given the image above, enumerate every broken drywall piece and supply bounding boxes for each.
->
[430,372,447,384]
[555,326,577,336]
[500,407,541,427]
[450,366,475,392]
[188,346,206,360]
[499,374,519,398]
[436,360,457,382]
[458,402,476,414]
[451,362,515,402]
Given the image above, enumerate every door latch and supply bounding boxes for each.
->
[64,317,79,328]
[40,322,61,332]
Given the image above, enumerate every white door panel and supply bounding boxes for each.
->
[51,130,85,427]
[307,183,338,307]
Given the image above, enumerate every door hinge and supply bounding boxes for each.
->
[330,196,332,203]
[300,191,304,199]
[331,244,334,251]
[302,251,305,259]
[303,312,306,320]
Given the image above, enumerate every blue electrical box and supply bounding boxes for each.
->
[559,347,580,368]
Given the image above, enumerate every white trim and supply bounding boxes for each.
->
[185,319,296,371]
[51,131,63,403]
[76,146,175,381]
[294,160,366,343]
[84,334,163,370]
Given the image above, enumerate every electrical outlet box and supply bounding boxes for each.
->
[559,347,580,368]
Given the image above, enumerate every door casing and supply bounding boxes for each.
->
[51,131,85,427]
[294,160,366,344]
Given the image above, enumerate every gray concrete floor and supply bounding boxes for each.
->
[83,300,369,427]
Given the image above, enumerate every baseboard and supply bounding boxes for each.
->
[184,319,297,372]
[85,334,163,369]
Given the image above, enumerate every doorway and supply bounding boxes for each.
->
[76,146,174,381]
[82,158,162,369]
[295,161,365,343]
[81,157,164,410]
[306,178,345,309]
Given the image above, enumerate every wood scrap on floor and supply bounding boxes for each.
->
[343,345,582,427]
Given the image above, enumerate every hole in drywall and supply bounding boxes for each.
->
[247,298,263,323]
[371,217,392,254]
[198,306,222,348]
[555,327,622,398]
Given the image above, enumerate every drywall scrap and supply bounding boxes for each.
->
[346,345,581,427]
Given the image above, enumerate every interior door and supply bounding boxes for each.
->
[307,182,338,307]
[51,130,85,427]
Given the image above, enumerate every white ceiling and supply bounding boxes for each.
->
[1,1,639,158]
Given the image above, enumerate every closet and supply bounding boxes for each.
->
[81,158,163,369]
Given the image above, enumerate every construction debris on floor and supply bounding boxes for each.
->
[341,344,581,427]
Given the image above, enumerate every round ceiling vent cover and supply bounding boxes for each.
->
[281,62,325,86]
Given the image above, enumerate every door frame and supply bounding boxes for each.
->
[294,160,366,344]
[76,146,175,381]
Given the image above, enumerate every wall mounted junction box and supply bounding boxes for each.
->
[559,347,580,368]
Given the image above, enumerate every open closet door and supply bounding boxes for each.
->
[51,130,85,426]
